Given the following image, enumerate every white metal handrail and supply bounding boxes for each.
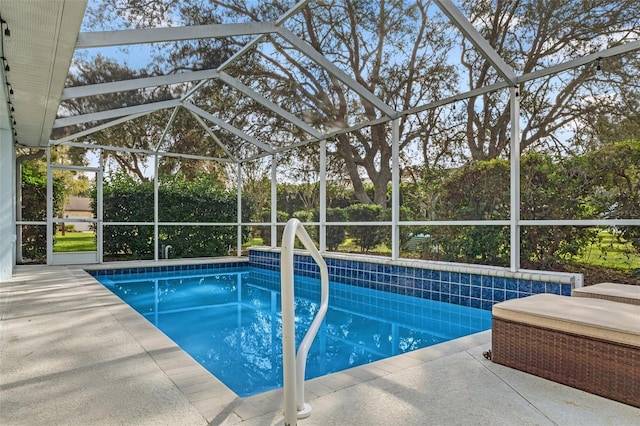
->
[281,218,329,426]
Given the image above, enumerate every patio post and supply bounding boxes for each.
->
[271,154,277,247]
[0,128,15,279]
[46,148,53,265]
[510,86,521,272]
[391,118,400,260]
[237,161,243,256]
[153,154,159,261]
[97,150,104,263]
[319,139,327,252]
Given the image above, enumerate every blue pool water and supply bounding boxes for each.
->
[96,266,492,397]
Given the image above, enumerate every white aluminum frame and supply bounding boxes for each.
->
[37,1,639,270]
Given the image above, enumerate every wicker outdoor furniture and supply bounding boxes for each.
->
[491,293,640,408]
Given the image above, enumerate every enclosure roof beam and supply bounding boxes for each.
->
[76,22,278,48]
[181,102,276,154]
[187,109,238,161]
[517,41,640,84]
[277,28,397,118]
[61,69,221,100]
[53,140,234,163]
[155,106,181,152]
[52,112,150,143]
[216,0,314,74]
[217,71,323,139]
[403,81,512,116]
[433,0,517,85]
[53,99,181,128]
[241,114,392,163]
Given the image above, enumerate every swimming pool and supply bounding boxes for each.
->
[96,266,492,397]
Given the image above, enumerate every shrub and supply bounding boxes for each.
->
[345,204,388,252]
[99,173,251,259]
[326,208,347,251]
[257,209,290,246]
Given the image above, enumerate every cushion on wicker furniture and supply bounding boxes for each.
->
[493,293,640,347]
[572,282,640,306]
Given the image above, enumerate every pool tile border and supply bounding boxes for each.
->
[248,247,582,310]
[86,258,249,278]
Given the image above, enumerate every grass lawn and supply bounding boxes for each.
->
[338,237,391,255]
[55,229,639,274]
[54,232,97,252]
[242,237,264,248]
[571,231,640,271]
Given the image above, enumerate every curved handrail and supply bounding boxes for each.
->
[281,218,329,426]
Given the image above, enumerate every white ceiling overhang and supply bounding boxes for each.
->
[0,0,87,148]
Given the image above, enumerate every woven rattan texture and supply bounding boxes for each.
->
[492,318,640,408]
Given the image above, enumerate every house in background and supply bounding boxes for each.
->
[63,196,93,232]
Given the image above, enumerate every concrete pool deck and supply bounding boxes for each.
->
[1,264,638,426]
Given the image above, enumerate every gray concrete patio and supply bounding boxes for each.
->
[1,264,638,425]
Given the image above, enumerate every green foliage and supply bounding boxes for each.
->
[292,209,315,223]
[257,209,290,246]
[99,173,154,259]
[99,173,251,259]
[345,204,388,253]
[418,154,601,266]
[20,161,65,262]
[274,183,358,216]
[326,208,347,251]
[290,209,317,248]
[420,160,511,264]
[580,140,640,252]
[289,208,349,251]
[519,153,599,266]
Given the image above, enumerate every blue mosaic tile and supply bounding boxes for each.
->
[481,287,493,300]
[546,282,561,295]
[532,281,545,294]
[506,290,518,300]
[470,286,481,299]
[482,276,493,288]
[518,280,532,293]
[493,289,505,302]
